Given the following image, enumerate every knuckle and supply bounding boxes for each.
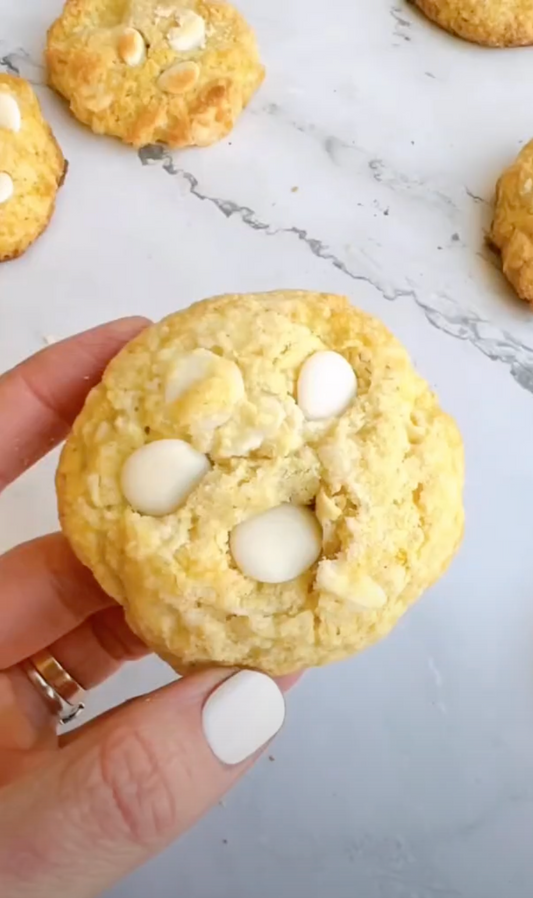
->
[78,723,179,848]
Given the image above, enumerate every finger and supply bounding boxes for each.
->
[0,669,296,898]
[59,670,301,751]
[0,666,57,761]
[50,606,149,689]
[0,609,148,769]
[0,316,149,492]
[0,533,113,670]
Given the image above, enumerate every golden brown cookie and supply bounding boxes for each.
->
[56,292,464,676]
[489,140,533,305]
[46,0,265,148]
[414,0,533,47]
[0,75,65,262]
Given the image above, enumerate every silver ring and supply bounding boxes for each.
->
[21,650,85,726]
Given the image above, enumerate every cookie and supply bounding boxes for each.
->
[414,0,533,47]
[46,0,264,148]
[489,140,533,305]
[56,292,464,676]
[0,75,65,262]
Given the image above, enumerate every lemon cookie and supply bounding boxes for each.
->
[46,0,264,148]
[57,292,464,676]
[414,0,533,47]
[489,140,533,305]
[0,75,65,262]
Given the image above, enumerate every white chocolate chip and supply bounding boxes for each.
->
[118,27,146,66]
[230,504,322,584]
[0,172,14,204]
[165,349,214,403]
[165,350,245,442]
[221,363,245,403]
[84,92,114,112]
[121,439,210,516]
[158,60,200,94]
[168,11,206,52]
[165,349,243,405]
[297,351,357,421]
[0,93,21,132]
[222,429,265,456]
[317,562,387,611]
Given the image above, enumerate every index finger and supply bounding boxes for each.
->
[0,317,149,492]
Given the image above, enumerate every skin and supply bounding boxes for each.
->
[0,318,297,898]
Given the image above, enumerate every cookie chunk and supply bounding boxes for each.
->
[414,0,533,47]
[56,292,465,675]
[46,0,264,148]
[490,140,533,305]
[0,75,65,262]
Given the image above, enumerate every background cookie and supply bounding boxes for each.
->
[46,0,265,148]
[0,75,65,262]
[490,140,533,305]
[413,0,533,47]
[57,292,465,676]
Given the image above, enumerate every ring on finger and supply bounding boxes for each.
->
[21,649,85,725]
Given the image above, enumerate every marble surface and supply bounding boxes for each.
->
[2,1,533,896]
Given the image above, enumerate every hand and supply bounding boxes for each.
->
[0,319,296,898]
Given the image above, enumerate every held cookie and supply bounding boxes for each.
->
[0,75,65,262]
[46,0,264,148]
[414,0,533,47]
[56,292,465,676]
[490,140,533,305]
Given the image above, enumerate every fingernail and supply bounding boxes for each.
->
[202,671,286,765]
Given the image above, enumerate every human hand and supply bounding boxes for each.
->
[0,319,296,898]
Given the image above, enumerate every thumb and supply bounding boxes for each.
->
[0,669,293,898]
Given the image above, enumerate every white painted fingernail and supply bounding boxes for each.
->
[203,671,286,765]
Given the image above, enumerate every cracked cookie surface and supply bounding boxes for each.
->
[57,291,465,675]
[0,74,65,262]
[46,0,264,148]
[414,0,533,47]
[490,140,533,305]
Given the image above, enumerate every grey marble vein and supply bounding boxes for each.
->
[260,101,481,213]
[368,156,457,212]
[0,47,44,84]
[139,145,533,396]
[390,4,412,43]
[465,187,488,205]
[0,52,20,75]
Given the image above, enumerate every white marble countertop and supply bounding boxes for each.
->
[2,2,533,896]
